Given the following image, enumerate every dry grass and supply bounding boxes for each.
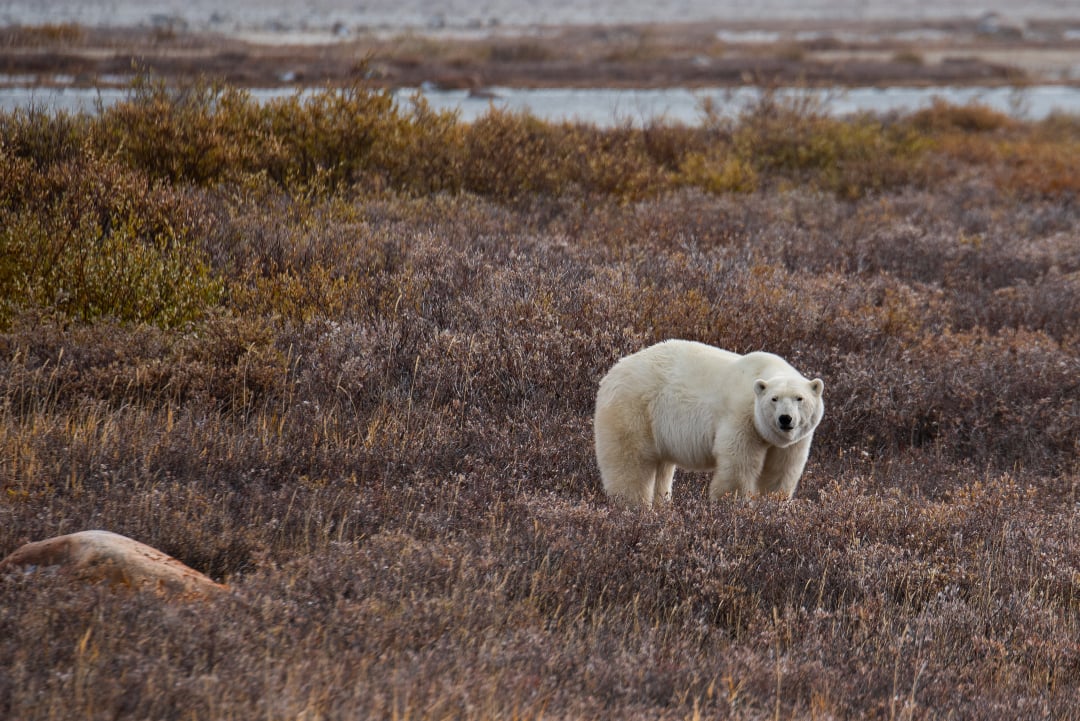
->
[0,82,1078,720]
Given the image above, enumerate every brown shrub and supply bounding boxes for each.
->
[461,109,576,198]
[1,93,1078,721]
[908,99,1016,134]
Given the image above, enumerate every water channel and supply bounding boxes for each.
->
[3,83,1079,125]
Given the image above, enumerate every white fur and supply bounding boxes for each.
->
[594,340,824,507]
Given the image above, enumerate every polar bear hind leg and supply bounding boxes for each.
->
[654,461,676,504]
[594,397,669,506]
[596,449,661,506]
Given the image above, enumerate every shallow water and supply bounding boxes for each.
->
[409,85,1077,124]
[4,84,1079,125]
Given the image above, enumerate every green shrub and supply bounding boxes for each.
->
[93,77,267,184]
[371,95,466,195]
[7,74,1065,203]
[2,211,219,327]
[0,156,222,328]
[259,83,401,188]
[732,93,928,196]
[461,109,574,198]
[91,77,465,194]
[679,151,758,193]
[576,126,673,199]
[0,106,90,167]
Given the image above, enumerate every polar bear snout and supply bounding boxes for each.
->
[778,414,794,430]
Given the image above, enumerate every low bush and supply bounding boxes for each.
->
[0,151,221,328]
[729,93,930,197]
[908,98,1015,134]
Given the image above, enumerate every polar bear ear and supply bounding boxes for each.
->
[754,379,768,397]
[809,378,824,396]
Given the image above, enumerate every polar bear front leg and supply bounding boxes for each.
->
[708,430,767,500]
[707,465,740,499]
[760,437,812,498]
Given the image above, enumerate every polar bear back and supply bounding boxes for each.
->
[598,340,798,409]
[625,342,802,466]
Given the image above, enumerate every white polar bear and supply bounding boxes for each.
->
[594,339,824,507]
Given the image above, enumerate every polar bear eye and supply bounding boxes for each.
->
[771,396,778,403]
[796,396,803,402]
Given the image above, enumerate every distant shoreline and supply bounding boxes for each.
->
[5,0,1080,36]
[2,17,1079,91]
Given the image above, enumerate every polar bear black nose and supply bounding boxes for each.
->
[778,414,793,430]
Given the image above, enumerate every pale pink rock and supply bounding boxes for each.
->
[0,530,226,599]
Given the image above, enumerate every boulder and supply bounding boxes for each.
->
[0,530,226,599]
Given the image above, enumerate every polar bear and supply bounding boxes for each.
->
[594,340,824,507]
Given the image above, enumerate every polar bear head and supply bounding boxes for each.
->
[753,375,824,448]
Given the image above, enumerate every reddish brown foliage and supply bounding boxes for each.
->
[0,90,1078,719]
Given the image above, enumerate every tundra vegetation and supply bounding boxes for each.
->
[0,79,1078,719]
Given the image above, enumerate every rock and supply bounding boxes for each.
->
[0,530,226,599]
